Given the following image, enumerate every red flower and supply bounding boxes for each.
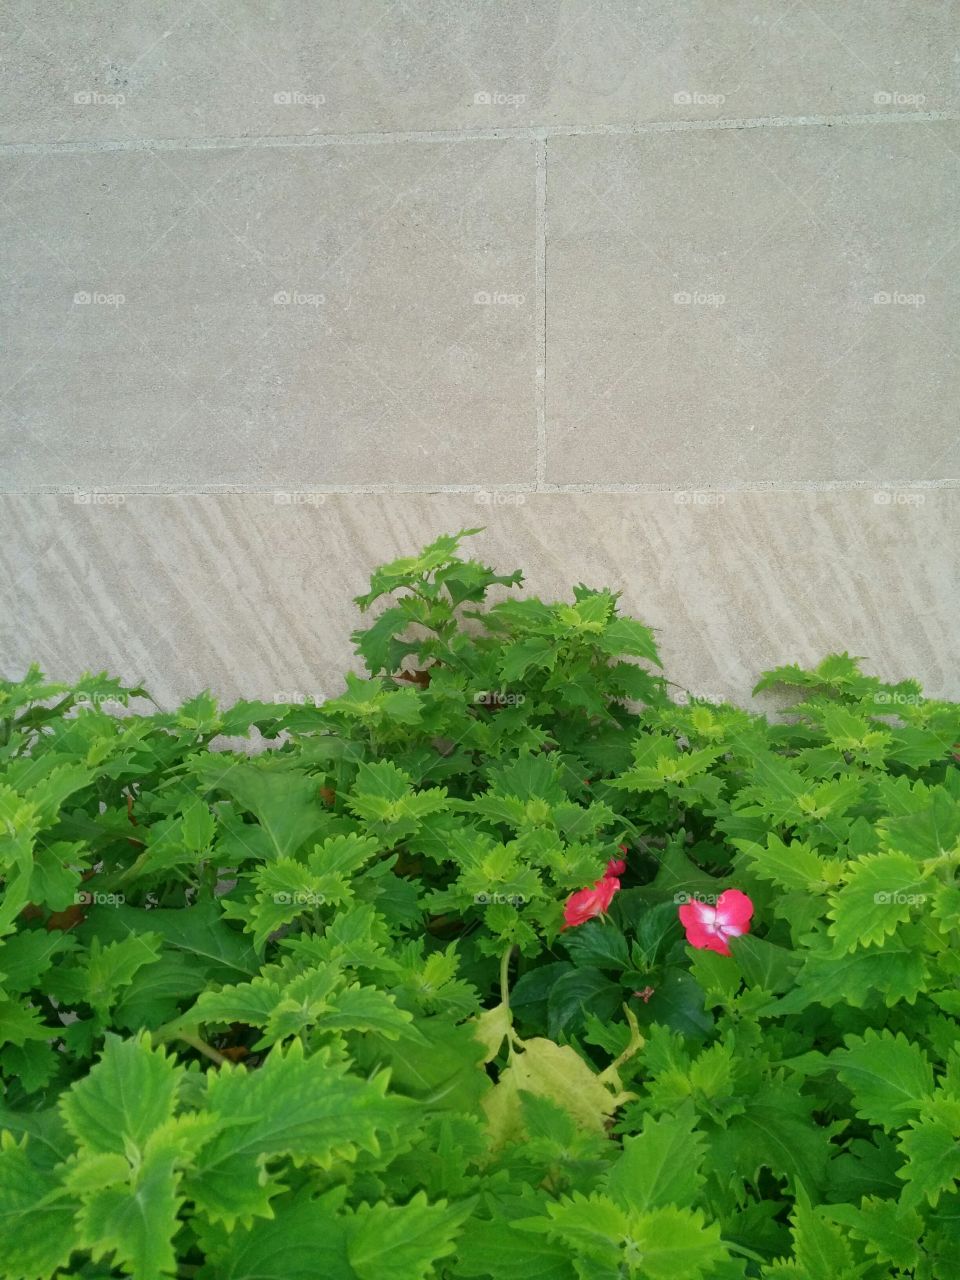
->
[561,874,620,930]
[678,889,754,957]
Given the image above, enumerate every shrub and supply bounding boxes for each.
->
[1,528,958,1279]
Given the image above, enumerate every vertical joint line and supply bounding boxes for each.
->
[535,135,547,488]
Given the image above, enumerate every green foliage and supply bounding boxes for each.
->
[1,531,959,1277]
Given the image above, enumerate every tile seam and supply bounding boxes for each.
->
[0,111,956,157]
[535,135,547,489]
[4,480,958,496]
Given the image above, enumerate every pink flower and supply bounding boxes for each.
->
[561,875,620,931]
[605,844,628,879]
[678,889,754,957]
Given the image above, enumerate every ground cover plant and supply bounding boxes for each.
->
[1,528,959,1279]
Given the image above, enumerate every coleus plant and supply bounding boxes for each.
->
[0,528,959,1279]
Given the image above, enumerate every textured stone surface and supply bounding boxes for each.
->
[546,122,960,484]
[1,0,956,141]
[0,140,536,487]
[2,6,958,705]
[1,491,955,708]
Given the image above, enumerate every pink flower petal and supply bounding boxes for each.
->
[715,889,754,932]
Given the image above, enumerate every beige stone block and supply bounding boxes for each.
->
[1,1,955,141]
[1,141,536,487]
[546,124,960,484]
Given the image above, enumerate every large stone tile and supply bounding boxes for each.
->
[0,140,535,487]
[546,122,960,484]
[1,489,955,707]
[1,1,955,143]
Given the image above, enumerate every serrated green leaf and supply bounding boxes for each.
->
[606,1103,705,1211]
[832,1030,933,1129]
[346,1192,474,1280]
[184,1039,408,1227]
[827,853,930,953]
[0,1133,80,1278]
[60,1032,181,1156]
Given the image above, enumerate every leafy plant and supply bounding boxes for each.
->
[1,529,958,1278]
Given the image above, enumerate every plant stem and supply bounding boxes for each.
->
[177,1033,228,1066]
[500,943,515,1012]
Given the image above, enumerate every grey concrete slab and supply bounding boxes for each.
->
[546,122,960,485]
[0,140,536,487]
[1,490,955,708]
[2,1,956,143]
